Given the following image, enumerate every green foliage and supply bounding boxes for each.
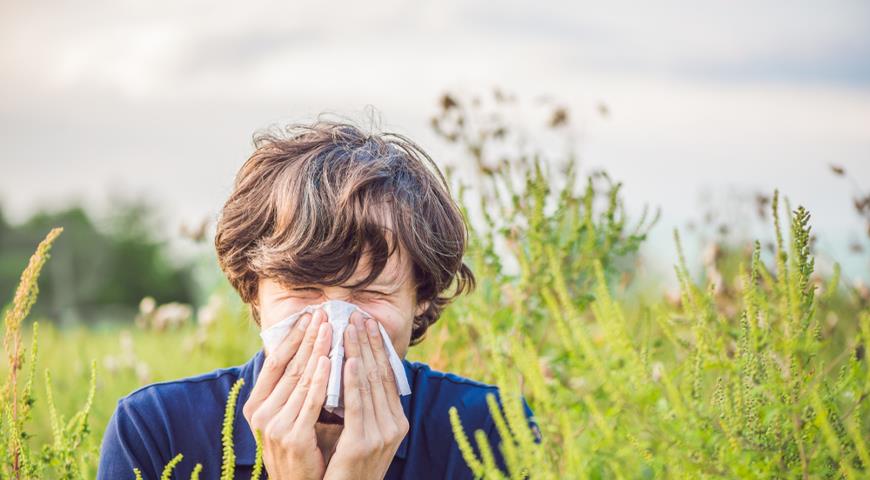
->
[251,429,265,480]
[429,91,868,478]
[2,92,867,478]
[0,199,197,326]
[221,378,244,480]
[160,453,183,480]
[2,228,100,479]
[443,186,869,478]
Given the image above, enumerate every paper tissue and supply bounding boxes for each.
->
[260,300,411,417]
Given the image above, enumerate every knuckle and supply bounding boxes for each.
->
[305,398,321,413]
[284,366,303,385]
[398,417,410,435]
[250,411,269,430]
[297,373,313,390]
[366,368,381,385]
[286,331,304,350]
[264,422,282,443]
[303,327,319,345]
[264,355,283,373]
[242,402,254,421]
[386,423,406,443]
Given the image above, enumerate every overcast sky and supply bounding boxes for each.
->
[1,0,868,282]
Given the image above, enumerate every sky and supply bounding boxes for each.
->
[1,0,869,283]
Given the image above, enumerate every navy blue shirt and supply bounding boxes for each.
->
[98,350,541,479]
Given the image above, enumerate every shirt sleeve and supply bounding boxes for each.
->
[97,397,169,480]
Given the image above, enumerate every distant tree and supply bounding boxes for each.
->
[0,197,196,326]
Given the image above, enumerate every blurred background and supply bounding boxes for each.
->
[3,2,870,477]
[1,0,868,325]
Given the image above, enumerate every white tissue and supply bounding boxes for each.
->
[259,300,411,417]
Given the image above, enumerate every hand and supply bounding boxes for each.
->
[324,315,410,480]
[243,308,333,480]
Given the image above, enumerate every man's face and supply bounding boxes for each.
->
[256,246,425,360]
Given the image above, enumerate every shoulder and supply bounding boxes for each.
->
[121,363,245,406]
[406,360,503,415]
[98,363,248,479]
[400,361,541,477]
[116,363,244,421]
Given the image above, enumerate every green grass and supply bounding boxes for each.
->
[2,121,868,479]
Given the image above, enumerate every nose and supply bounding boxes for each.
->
[320,287,353,304]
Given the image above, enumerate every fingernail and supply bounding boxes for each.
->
[299,314,311,330]
[317,323,329,339]
[347,324,358,341]
[366,319,378,336]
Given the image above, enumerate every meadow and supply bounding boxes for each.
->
[2,94,869,479]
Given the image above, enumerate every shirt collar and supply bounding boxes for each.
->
[233,350,415,466]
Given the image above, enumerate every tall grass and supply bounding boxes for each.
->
[444,178,869,478]
[1,92,867,478]
[430,91,868,478]
[1,228,97,479]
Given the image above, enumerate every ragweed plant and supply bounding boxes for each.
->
[1,228,98,479]
[4,92,868,479]
[447,188,869,479]
[0,228,262,479]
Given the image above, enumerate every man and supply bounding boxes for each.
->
[98,121,540,479]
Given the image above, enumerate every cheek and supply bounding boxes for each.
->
[259,298,315,330]
[360,303,413,356]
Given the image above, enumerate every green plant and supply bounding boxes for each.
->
[1,228,99,479]
[3,92,868,479]
[448,189,869,478]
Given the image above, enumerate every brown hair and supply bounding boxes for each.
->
[214,120,475,345]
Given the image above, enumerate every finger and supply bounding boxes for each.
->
[272,322,332,430]
[293,355,331,430]
[293,308,327,374]
[362,318,393,427]
[353,315,380,384]
[350,317,380,435]
[262,317,332,421]
[256,309,324,415]
[344,317,362,361]
[248,311,314,407]
[341,356,365,434]
[365,318,403,420]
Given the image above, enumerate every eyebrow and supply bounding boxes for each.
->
[346,267,405,290]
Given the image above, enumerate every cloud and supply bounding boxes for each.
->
[0,0,868,278]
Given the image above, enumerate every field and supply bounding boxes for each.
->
[3,98,869,479]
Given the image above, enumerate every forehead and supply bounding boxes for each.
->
[347,237,412,288]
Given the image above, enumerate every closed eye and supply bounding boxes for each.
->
[286,287,321,297]
[357,289,390,297]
